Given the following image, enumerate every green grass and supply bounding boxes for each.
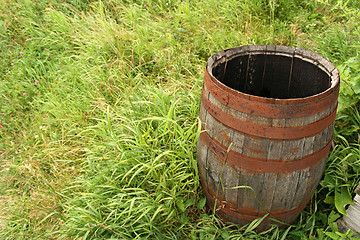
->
[1,0,360,239]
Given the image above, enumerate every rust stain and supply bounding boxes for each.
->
[200,130,332,173]
[199,172,312,222]
[204,69,340,119]
[245,145,266,155]
[201,91,337,140]
[291,147,300,153]
[222,133,230,144]
[204,69,340,118]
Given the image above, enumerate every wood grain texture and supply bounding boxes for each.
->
[201,98,333,160]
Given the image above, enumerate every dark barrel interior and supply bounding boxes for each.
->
[212,53,331,99]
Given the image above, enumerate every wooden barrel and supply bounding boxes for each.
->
[197,45,340,230]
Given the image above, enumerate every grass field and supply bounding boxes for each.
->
[1,0,360,239]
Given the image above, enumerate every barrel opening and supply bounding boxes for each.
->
[212,53,331,99]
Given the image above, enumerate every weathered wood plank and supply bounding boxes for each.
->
[258,172,277,211]
[289,169,311,209]
[242,136,269,159]
[230,131,245,155]
[246,54,266,95]
[222,162,239,209]
[236,169,260,211]
[206,149,224,203]
[281,137,305,161]
[283,171,301,211]
[267,139,284,159]
[270,173,294,211]
[302,156,327,201]
[197,137,209,186]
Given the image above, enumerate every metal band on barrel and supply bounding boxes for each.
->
[204,69,340,119]
[201,90,337,140]
[199,172,311,222]
[199,130,331,173]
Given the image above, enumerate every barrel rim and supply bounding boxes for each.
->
[206,45,340,104]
